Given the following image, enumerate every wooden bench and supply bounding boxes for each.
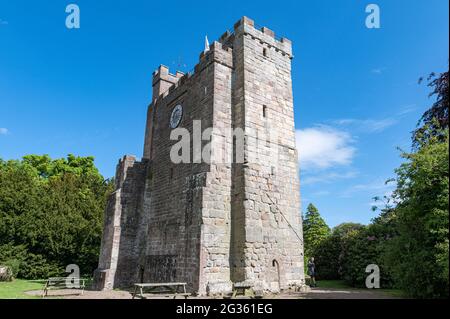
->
[132,282,190,299]
[42,277,85,298]
[232,282,254,298]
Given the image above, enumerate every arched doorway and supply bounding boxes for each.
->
[272,259,281,292]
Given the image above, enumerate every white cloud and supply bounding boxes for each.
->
[302,170,358,185]
[333,118,397,133]
[311,190,331,196]
[331,104,418,134]
[0,128,9,135]
[296,126,356,171]
[397,104,417,116]
[340,179,395,198]
[371,67,387,74]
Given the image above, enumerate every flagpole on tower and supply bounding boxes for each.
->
[204,35,210,54]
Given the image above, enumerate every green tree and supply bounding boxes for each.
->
[331,222,365,238]
[0,155,114,279]
[313,234,341,280]
[339,223,394,288]
[313,222,364,280]
[384,129,449,298]
[414,69,449,147]
[303,203,331,259]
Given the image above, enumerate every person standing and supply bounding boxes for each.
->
[307,257,317,287]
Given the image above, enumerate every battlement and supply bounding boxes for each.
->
[151,65,185,102]
[233,16,293,57]
[151,16,292,104]
[152,40,233,104]
[115,155,137,189]
[199,40,233,60]
[152,65,184,86]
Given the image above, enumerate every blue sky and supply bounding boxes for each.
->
[0,1,448,227]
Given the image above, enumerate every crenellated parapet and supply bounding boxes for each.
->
[196,40,233,71]
[151,41,233,105]
[151,65,185,102]
[114,155,137,189]
[233,16,293,58]
[152,65,184,86]
[150,16,292,105]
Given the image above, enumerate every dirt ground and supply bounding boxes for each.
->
[25,287,398,299]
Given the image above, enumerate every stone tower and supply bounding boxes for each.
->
[94,16,305,295]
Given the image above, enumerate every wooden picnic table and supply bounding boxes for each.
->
[42,277,85,298]
[132,282,189,299]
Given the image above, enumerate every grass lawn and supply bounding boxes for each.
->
[378,288,407,298]
[0,278,93,299]
[0,279,46,299]
[315,280,406,298]
[316,280,353,289]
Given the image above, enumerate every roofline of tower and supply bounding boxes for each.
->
[150,16,293,103]
[151,16,292,84]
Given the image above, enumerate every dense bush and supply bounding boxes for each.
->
[340,224,394,288]
[383,129,449,298]
[0,155,113,279]
[313,223,365,281]
[313,234,340,280]
[312,221,396,288]
[0,243,60,279]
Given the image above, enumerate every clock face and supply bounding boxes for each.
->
[170,104,183,129]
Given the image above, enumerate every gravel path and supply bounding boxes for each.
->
[25,287,397,299]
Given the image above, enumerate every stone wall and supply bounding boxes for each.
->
[141,42,236,294]
[198,43,234,295]
[228,17,305,292]
[95,16,305,295]
[94,155,147,290]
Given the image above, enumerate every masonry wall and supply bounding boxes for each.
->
[198,44,234,295]
[229,17,305,291]
[95,16,305,295]
[94,155,147,289]
[140,44,236,294]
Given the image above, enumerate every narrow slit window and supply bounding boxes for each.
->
[263,105,267,118]
[263,48,268,57]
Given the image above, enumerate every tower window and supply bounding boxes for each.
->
[263,48,268,57]
[263,105,267,118]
